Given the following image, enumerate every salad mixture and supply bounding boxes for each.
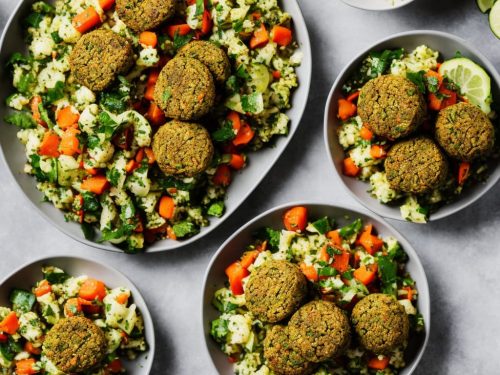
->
[4,0,302,252]
[210,206,424,374]
[0,266,147,374]
[336,45,498,223]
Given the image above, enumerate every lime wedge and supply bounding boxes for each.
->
[248,64,271,93]
[490,1,500,38]
[477,0,496,13]
[439,58,492,114]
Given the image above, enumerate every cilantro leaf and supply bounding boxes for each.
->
[212,121,236,142]
[4,112,36,129]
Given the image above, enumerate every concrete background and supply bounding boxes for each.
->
[1,0,499,373]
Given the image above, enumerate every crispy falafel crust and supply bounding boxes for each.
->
[69,29,134,92]
[116,0,176,32]
[351,293,409,355]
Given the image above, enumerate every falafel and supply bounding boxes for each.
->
[385,136,449,194]
[358,75,427,140]
[435,102,495,161]
[245,260,308,323]
[42,316,107,373]
[69,29,134,92]
[177,41,231,85]
[288,300,351,363]
[351,293,409,354]
[116,0,176,32]
[152,120,214,177]
[154,57,216,121]
[263,325,313,375]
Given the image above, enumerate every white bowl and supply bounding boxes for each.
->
[201,202,430,375]
[0,0,312,252]
[0,256,155,374]
[341,0,416,11]
[324,30,500,222]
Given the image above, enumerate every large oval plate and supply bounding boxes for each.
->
[201,202,430,375]
[0,0,312,252]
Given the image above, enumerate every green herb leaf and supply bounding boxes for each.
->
[6,52,31,68]
[195,0,205,16]
[81,222,95,240]
[339,218,362,238]
[173,31,194,50]
[406,71,426,93]
[311,216,332,234]
[4,112,36,129]
[212,121,236,142]
[210,318,229,343]
[44,81,65,103]
[378,255,397,296]
[38,102,54,128]
[9,289,35,313]
[44,271,70,284]
[254,227,280,252]
[318,267,337,277]
[51,31,62,43]
[24,13,45,28]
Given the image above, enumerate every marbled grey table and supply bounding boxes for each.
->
[1,0,500,373]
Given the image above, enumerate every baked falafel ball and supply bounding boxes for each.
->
[152,120,214,177]
[435,102,495,162]
[263,325,314,375]
[245,260,308,323]
[358,75,427,140]
[288,300,351,363]
[42,317,107,373]
[116,0,175,32]
[177,41,231,85]
[385,136,449,194]
[70,29,134,92]
[351,293,410,355]
[154,57,216,121]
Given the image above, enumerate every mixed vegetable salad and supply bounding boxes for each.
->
[210,206,424,374]
[0,266,147,374]
[4,0,301,252]
[336,45,498,223]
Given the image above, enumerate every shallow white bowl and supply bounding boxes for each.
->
[341,0,416,11]
[0,256,155,373]
[0,0,312,252]
[324,30,500,222]
[201,202,430,374]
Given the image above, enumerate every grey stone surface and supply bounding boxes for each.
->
[1,0,500,373]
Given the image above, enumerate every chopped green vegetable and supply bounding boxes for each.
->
[254,227,280,252]
[43,271,70,284]
[212,121,236,142]
[207,201,225,217]
[210,318,229,343]
[9,289,35,313]
[339,218,362,238]
[311,217,332,234]
[172,221,199,238]
[4,112,36,129]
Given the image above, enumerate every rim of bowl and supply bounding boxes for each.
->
[0,255,155,374]
[201,201,430,374]
[341,0,415,11]
[0,0,312,253]
[323,29,500,223]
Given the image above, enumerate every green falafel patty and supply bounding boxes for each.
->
[116,0,176,32]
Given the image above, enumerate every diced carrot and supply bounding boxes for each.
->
[79,278,107,301]
[107,358,123,373]
[64,297,82,317]
[57,106,80,129]
[272,70,281,80]
[144,84,155,101]
[99,0,115,11]
[139,31,157,47]
[115,293,129,305]
[0,312,19,335]
[72,6,101,34]
[201,10,212,35]
[135,148,145,163]
[229,154,245,170]
[240,250,260,269]
[146,102,166,126]
[318,245,330,263]
[300,263,318,282]
[15,358,38,375]
[367,356,390,370]
[271,25,292,46]
[233,123,255,146]
[360,125,373,141]
[38,132,61,157]
[249,23,269,49]
[167,24,192,39]
[458,161,471,186]
[144,147,155,164]
[338,99,357,121]
[59,127,81,156]
[439,87,457,109]
[343,157,360,177]
[357,225,384,255]
[81,175,109,195]
[225,262,249,295]
[34,280,51,297]
[166,226,177,240]
[403,286,413,301]
[148,69,160,86]
[354,264,378,285]
[332,251,350,273]
[30,95,46,127]
[227,111,241,132]
[428,92,442,111]
[158,196,175,219]
[125,159,138,173]
[24,341,41,355]
[370,144,386,159]
[283,206,307,232]
[85,167,98,175]
[326,230,342,246]
[213,165,231,186]
[346,91,360,103]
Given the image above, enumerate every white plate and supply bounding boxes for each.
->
[0,256,155,374]
[0,0,312,252]
[201,202,430,375]
[324,30,500,222]
[341,0,416,11]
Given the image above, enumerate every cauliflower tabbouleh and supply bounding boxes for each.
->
[4,0,302,252]
[0,266,147,374]
[210,206,424,374]
[337,45,498,223]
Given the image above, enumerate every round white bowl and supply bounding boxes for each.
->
[0,256,155,373]
[0,0,312,252]
[324,30,500,222]
[341,0,416,11]
[201,202,430,374]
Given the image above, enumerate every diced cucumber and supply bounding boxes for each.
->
[248,63,271,93]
